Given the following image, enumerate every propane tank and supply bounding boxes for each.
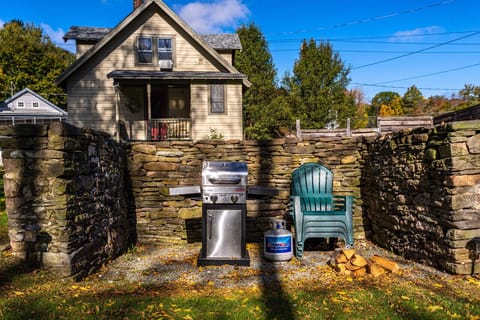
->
[264,219,293,262]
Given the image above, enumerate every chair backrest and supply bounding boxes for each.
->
[291,163,333,211]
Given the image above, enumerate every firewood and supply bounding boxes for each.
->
[335,253,348,264]
[350,254,368,267]
[368,263,386,277]
[345,261,363,271]
[370,255,400,273]
[341,248,355,260]
[335,263,348,273]
[352,267,367,276]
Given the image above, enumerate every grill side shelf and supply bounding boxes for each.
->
[169,186,201,196]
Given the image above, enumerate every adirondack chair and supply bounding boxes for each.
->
[289,163,354,258]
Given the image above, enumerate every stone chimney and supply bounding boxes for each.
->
[134,0,143,10]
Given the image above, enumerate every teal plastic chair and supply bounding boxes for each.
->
[289,163,354,258]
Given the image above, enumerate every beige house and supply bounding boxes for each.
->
[57,0,250,141]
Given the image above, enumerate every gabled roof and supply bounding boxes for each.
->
[57,0,250,87]
[64,26,242,50]
[0,88,67,117]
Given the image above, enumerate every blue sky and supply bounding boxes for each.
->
[1,0,479,101]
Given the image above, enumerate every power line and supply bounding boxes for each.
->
[269,0,455,37]
[375,62,480,85]
[350,83,461,91]
[351,31,480,69]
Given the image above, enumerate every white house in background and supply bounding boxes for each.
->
[0,88,67,125]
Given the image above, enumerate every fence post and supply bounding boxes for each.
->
[296,119,301,139]
[346,118,351,136]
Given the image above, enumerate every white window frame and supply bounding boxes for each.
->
[17,101,25,108]
[32,101,39,108]
[158,37,173,62]
[136,36,153,64]
[210,83,226,114]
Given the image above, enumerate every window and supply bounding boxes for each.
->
[17,101,25,108]
[137,37,153,63]
[210,84,225,114]
[158,38,172,61]
[32,102,39,108]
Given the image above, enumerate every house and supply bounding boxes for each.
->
[0,88,67,125]
[56,0,250,141]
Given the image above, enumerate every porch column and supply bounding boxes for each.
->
[147,82,152,140]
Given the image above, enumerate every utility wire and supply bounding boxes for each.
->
[374,62,480,85]
[350,83,461,91]
[351,31,480,69]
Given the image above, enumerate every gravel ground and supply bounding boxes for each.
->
[89,240,446,290]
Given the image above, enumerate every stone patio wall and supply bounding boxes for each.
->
[0,123,128,279]
[363,121,480,274]
[126,136,366,244]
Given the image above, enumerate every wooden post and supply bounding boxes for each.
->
[296,119,301,139]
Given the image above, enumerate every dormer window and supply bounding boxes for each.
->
[137,37,153,63]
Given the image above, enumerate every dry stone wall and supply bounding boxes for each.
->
[3,120,479,276]
[0,123,128,279]
[127,137,366,244]
[363,121,480,274]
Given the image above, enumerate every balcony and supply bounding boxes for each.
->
[120,118,191,141]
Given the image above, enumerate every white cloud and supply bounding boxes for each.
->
[177,0,250,34]
[40,23,75,52]
[41,23,65,44]
[391,26,445,42]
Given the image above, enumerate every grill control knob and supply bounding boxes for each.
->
[230,195,238,204]
[210,195,218,204]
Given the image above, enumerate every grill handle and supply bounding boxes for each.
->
[208,177,241,184]
[207,213,213,239]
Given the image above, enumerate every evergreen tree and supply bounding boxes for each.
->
[235,23,283,139]
[286,39,355,129]
[402,85,423,114]
[0,20,74,107]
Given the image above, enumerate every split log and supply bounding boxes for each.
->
[352,267,367,276]
[342,248,355,260]
[368,263,386,278]
[350,254,368,267]
[370,255,400,273]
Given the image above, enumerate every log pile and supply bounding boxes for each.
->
[331,248,400,277]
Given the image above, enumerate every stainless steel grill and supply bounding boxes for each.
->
[169,160,277,267]
[202,161,248,204]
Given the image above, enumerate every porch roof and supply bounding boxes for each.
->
[107,70,248,81]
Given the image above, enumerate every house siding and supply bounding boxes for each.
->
[66,5,243,140]
[190,80,243,140]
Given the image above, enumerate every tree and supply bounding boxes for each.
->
[286,39,355,129]
[370,91,401,117]
[458,84,480,108]
[234,23,281,139]
[0,20,74,107]
[402,85,423,114]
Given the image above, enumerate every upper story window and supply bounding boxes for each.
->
[137,37,153,64]
[32,102,39,108]
[210,83,225,114]
[136,36,174,67]
[158,38,172,61]
[17,101,25,108]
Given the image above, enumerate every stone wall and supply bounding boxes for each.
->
[3,120,479,276]
[126,137,366,244]
[363,121,480,274]
[0,123,128,279]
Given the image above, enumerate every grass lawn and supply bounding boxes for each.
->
[1,247,479,320]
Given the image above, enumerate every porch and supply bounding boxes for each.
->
[120,118,192,141]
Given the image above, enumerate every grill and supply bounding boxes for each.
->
[170,160,277,267]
